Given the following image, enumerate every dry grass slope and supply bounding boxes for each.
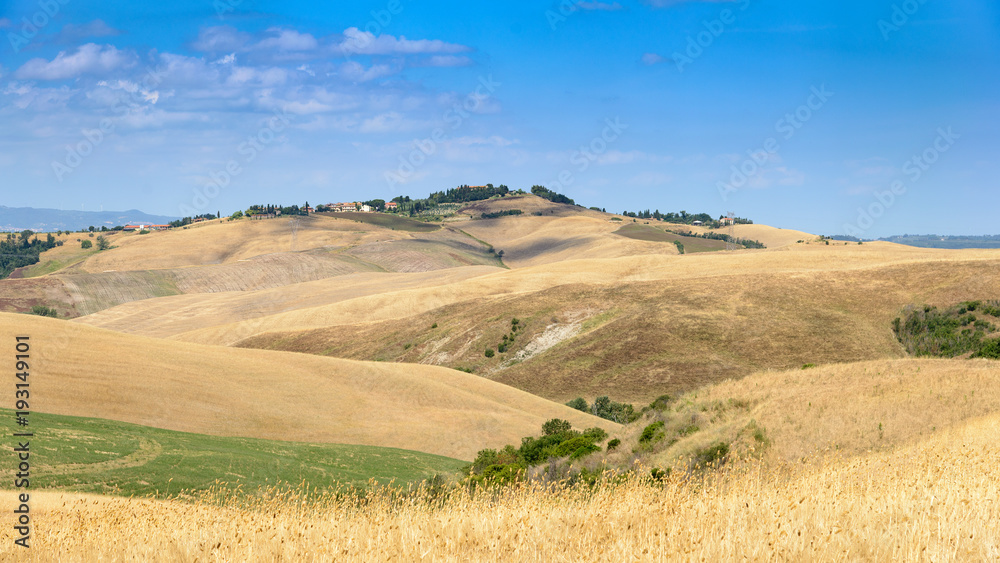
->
[234,248,1000,402]
[8,411,998,561]
[1,313,615,460]
[1,215,504,318]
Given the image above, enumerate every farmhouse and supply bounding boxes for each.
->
[692,220,704,226]
[386,202,398,211]
[249,213,276,220]
[123,224,170,231]
[328,203,358,212]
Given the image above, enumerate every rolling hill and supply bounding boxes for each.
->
[1,313,616,461]
[1,214,505,318]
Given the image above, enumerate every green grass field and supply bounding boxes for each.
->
[613,223,728,253]
[319,211,442,232]
[2,409,466,498]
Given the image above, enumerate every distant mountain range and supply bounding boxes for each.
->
[0,206,179,232]
[830,234,1000,249]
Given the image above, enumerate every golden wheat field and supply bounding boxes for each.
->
[4,410,997,562]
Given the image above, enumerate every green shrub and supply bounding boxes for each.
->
[497,342,508,353]
[975,339,1000,359]
[484,348,495,358]
[552,436,597,458]
[606,438,621,452]
[542,418,573,436]
[694,442,730,467]
[569,443,600,460]
[647,395,672,411]
[566,398,588,412]
[478,463,523,484]
[431,323,438,329]
[639,421,665,445]
[591,396,638,423]
[582,427,607,442]
[81,240,93,249]
[802,363,815,369]
[29,305,59,318]
[895,302,1000,358]
[678,424,700,437]
[649,467,670,482]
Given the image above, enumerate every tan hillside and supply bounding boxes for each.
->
[1,215,504,318]
[145,241,978,347]
[72,266,502,339]
[459,214,678,268]
[226,245,1000,402]
[681,222,817,248]
[1,313,615,460]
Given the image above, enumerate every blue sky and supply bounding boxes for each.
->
[0,0,997,236]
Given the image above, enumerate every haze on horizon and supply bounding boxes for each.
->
[0,0,997,237]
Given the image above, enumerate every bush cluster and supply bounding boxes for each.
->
[467,420,610,484]
[1,231,59,279]
[565,395,639,424]
[480,209,523,219]
[487,318,522,358]
[893,301,1000,359]
[29,305,59,318]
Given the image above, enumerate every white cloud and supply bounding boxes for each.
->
[423,55,473,67]
[577,2,624,10]
[256,28,319,51]
[341,61,397,82]
[645,0,741,7]
[156,53,220,85]
[359,112,405,133]
[336,27,470,56]
[628,171,673,186]
[227,66,288,87]
[214,53,237,65]
[96,79,160,104]
[2,81,75,111]
[452,135,519,147]
[641,53,669,65]
[596,150,672,165]
[54,20,122,43]
[192,26,252,53]
[296,64,316,77]
[15,44,136,80]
